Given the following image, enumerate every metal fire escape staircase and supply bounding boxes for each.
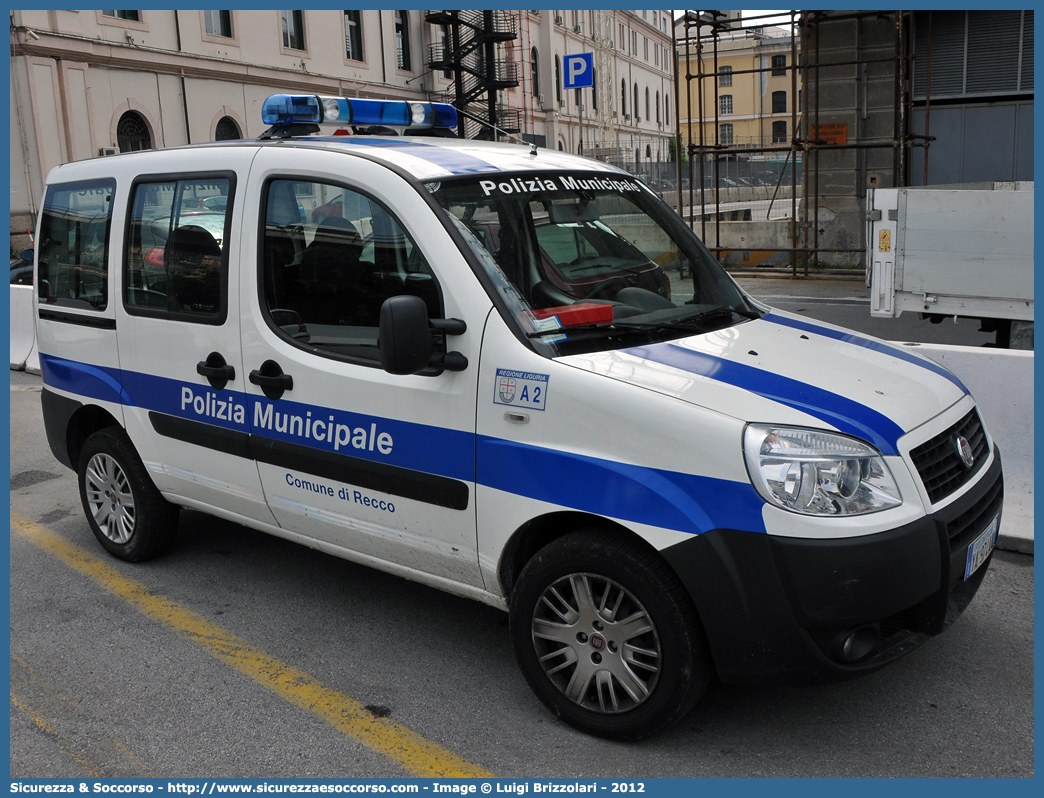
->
[425,10,521,138]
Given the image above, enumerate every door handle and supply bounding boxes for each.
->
[196,351,236,391]
[249,359,293,401]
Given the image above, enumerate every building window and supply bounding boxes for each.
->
[281,10,305,50]
[395,11,411,70]
[214,116,241,141]
[116,111,151,152]
[592,69,598,110]
[531,47,540,97]
[634,84,640,121]
[102,11,140,22]
[621,79,627,116]
[773,120,788,142]
[343,11,362,61]
[645,87,650,121]
[720,123,734,145]
[718,65,733,86]
[644,36,649,60]
[204,10,232,38]
[555,56,562,104]
[772,90,787,113]
[719,95,733,115]
[772,55,787,76]
[665,97,669,126]
[655,91,661,123]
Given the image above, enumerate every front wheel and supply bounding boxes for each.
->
[78,427,179,562]
[509,529,712,740]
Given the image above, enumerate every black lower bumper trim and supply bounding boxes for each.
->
[661,450,1003,685]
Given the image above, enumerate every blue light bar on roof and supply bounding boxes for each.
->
[261,94,457,131]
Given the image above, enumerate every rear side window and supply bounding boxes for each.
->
[37,178,116,311]
[125,175,232,323]
[260,178,441,364]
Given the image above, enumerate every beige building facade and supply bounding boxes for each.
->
[9,9,674,248]
[676,23,799,153]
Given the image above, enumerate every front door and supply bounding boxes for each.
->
[238,147,488,587]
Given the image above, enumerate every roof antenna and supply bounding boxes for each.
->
[453,106,536,153]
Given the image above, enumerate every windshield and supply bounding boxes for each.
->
[429,171,758,356]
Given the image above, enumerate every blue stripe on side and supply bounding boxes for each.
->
[44,354,769,537]
[478,436,767,536]
[346,138,499,175]
[763,312,969,394]
[40,354,130,405]
[626,342,905,456]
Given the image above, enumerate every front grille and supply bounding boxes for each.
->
[945,467,1003,551]
[910,409,988,504]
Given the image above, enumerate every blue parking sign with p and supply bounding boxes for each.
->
[563,53,594,89]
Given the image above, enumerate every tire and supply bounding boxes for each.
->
[77,427,179,562]
[509,529,712,740]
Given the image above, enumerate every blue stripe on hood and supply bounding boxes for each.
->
[762,312,969,394]
[624,341,905,455]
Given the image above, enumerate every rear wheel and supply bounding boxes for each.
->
[78,427,178,562]
[509,529,712,739]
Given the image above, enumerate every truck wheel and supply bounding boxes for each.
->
[509,529,712,740]
[77,427,179,562]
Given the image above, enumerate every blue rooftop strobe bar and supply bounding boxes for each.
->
[260,94,458,133]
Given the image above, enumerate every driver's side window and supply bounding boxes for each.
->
[260,178,441,363]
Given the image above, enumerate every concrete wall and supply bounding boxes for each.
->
[902,343,1034,553]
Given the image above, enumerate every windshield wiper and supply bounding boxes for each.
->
[673,306,760,326]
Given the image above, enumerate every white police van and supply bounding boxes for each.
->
[35,95,1003,740]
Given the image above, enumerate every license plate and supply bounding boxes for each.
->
[965,515,1000,579]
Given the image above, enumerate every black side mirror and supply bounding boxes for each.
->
[20,248,34,263]
[379,295,434,375]
[379,295,468,375]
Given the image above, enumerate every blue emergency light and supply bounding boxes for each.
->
[261,94,457,131]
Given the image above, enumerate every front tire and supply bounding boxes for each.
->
[509,529,712,740]
[78,427,179,562]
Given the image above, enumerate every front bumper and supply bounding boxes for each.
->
[662,448,1004,684]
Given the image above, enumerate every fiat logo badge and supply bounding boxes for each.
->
[956,435,975,469]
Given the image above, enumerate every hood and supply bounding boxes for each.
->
[559,309,967,456]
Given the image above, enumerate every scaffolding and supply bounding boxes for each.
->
[675,10,925,276]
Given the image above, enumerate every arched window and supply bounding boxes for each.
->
[645,87,650,121]
[116,111,151,152]
[558,140,564,151]
[665,97,670,126]
[592,69,598,111]
[555,56,562,104]
[621,79,627,116]
[633,84,640,121]
[656,91,661,124]
[214,116,241,141]
[531,47,540,97]
[646,144,652,160]
[395,11,411,70]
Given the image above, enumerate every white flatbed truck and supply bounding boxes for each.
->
[866,182,1033,348]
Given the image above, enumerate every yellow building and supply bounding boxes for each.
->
[676,22,799,153]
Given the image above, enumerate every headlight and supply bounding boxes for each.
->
[743,425,902,516]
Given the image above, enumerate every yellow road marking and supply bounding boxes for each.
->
[12,515,494,778]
